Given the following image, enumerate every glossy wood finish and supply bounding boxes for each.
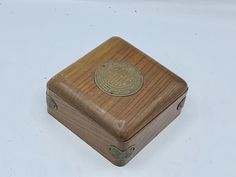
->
[47,89,186,166]
[47,37,188,141]
[47,37,188,166]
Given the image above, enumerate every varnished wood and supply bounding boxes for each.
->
[47,37,188,166]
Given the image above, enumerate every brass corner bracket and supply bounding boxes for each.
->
[46,94,58,110]
[108,145,135,161]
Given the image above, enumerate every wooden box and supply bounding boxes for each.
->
[46,37,188,166]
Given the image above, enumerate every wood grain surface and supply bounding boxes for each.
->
[47,37,188,141]
[47,37,188,166]
[47,89,187,166]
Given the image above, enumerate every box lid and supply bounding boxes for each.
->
[47,37,188,141]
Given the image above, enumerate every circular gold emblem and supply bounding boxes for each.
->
[94,61,143,96]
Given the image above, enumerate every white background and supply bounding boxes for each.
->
[0,0,236,177]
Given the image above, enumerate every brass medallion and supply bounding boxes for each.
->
[94,61,143,96]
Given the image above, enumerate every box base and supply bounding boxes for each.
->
[47,89,187,166]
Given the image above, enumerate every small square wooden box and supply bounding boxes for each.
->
[46,37,188,166]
